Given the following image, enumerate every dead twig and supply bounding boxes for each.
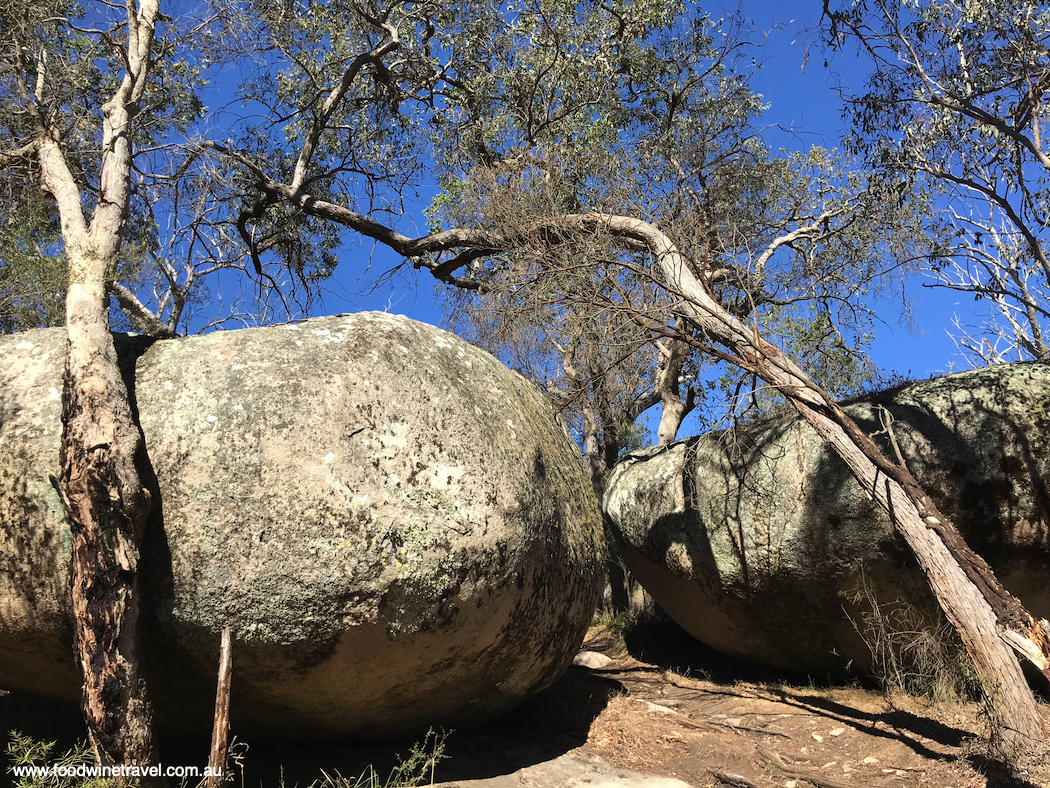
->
[207,627,233,788]
[712,770,760,788]
[675,716,790,738]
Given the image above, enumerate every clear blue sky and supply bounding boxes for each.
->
[313,1,974,382]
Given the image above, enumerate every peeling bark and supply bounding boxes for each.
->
[27,0,163,771]
[58,273,156,768]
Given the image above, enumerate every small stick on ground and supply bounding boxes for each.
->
[712,770,759,788]
[207,627,233,788]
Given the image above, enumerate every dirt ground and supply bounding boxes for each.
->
[425,612,1050,788]
[574,656,1050,788]
[4,614,1050,788]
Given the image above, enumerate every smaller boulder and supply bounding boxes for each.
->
[573,651,613,669]
[604,362,1050,675]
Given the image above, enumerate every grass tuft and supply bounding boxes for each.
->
[311,728,448,788]
[844,569,981,703]
[5,728,448,788]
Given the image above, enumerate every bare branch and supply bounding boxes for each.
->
[108,281,178,338]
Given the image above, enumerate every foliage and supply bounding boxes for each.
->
[0,189,66,332]
[828,0,1050,364]
[426,3,939,454]
[0,0,268,334]
[3,0,1046,765]
[5,731,115,788]
[2,0,940,361]
[314,728,447,788]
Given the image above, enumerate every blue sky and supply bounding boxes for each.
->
[733,1,967,378]
[310,1,975,383]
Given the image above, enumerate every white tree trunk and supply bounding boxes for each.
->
[654,332,695,445]
[30,0,162,771]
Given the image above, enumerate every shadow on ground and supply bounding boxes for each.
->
[5,612,1048,788]
[2,667,622,786]
[216,667,622,786]
[617,610,1046,788]
[621,607,849,687]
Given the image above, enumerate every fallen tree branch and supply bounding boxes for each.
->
[675,715,791,738]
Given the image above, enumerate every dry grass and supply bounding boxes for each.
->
[844,568,981,703]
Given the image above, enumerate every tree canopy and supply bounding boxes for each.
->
[2,0,938,451]
[828,0,1050,364]
[5,0,1050,770]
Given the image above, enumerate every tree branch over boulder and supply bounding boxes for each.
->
[266,197,1050,761]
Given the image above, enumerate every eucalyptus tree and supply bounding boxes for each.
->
[4,0,1050,771]
[825,0,1050,365]
[0,0,210,769]
[212,0,1049,761]
[439,142,898,472]
[429,3,890,611]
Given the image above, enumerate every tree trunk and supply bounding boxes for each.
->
[59,269,157,770]
[592,213,1049,764]
[578,393,632,612]
[793,395,1046,760]
[208,627,234,788]
[29,0,163,771]
[654,331,695,445]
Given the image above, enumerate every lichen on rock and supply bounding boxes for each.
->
[0,313,604,740]
[604,362,1050,675]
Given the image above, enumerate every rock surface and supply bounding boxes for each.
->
[604,362,1050,675]
[0,313,604,739]
[573,651,614,669]
[433,752,695,788]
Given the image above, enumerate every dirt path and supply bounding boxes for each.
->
[4,617,1050,788]
[425,616,1050,788]
[562,616,1050,788]
[580,662,1012,788]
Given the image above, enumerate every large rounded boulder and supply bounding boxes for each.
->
[604,362,1050,675]
[0,312,604,739]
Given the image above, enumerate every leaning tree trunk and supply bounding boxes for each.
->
[793,391,1049,760]
[589,213,1050,764]
[240,155,1050,760]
